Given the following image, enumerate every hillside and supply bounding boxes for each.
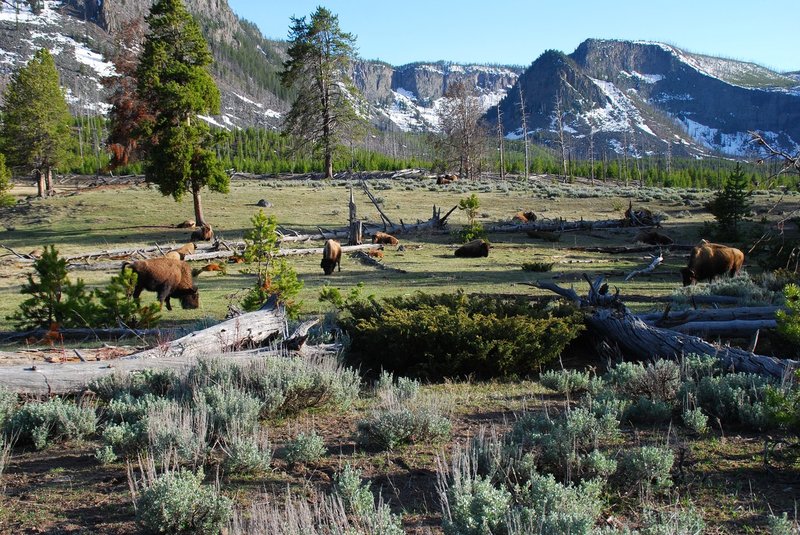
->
[490,39,800,158]
[0,3,797,159]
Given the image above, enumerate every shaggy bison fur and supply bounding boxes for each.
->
[176,220,196,229]
[680,240,744,286]
[454,239,490,258]
[321,239,342,275]
[372,232,399,245]
[123,257,199,310]
[190,223,213,242]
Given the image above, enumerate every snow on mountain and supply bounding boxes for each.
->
[585,77,656,137]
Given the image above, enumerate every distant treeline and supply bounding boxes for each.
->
[60,122,793,190]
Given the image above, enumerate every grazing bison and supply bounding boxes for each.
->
[454,239,490,258]
[372,232,399,245]
[635,230,673,246]
[321,239,342,275]
[190,223,213,242]
[680,240,744,286]
[123,257,199,310]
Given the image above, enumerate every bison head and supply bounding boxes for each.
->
[680,267,696,287]
[179,286,200,309]
[321,258,337,275]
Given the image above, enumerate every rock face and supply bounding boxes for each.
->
[491,39,800,157]
[351,60,521,131]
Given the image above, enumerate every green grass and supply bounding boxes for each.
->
[0,176,796,331]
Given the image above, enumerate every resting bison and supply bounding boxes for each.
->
[454,239,490,258]
[513,211,537,224]
[321,239,342,275]
[680,240,744,286]
[164,242,196,261]
[372,232,399,245]
[190,223,213,242]
[635,230,673,246]
[436,174,459,185]
[123,257,199,310]
[176,219,195,229]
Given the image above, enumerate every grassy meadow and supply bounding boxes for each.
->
[1,174,799,534]
[4,173,792,331]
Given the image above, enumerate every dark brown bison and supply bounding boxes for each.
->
[372,232,399,245]
[635,230,673,246]
[454,239,490,258]
[680,240,745,286]
[436,174,459,185]
[321,239,342,275]
[123,257,199,310]
[190,223,213,242]
[513,211,537,224]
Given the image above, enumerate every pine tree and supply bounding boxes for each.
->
[0,153,13,207]
[281,7,362,178]
[136,0,228,227]
[710,162,752,240]
[0,48,72,197]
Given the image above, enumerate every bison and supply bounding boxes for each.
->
[123,257,199,310]
[454,239,490,258]
[372,232,399,245]
[190,223,213,242]
[321,239,342,275]
[635,230,673,246]
[176,219,196,229]
[680,240,744,286]
[164,242,196,261]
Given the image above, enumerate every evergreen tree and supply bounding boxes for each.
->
[136,0,228,227]
[0,153,13,207]
[281,7,363,178]
[710,162,752,240]
[0,48,72,197]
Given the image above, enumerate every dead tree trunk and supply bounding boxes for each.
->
[537,279,797,379]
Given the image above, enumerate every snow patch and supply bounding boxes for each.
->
[198,115,229,129]
[584,77,656,137]
[621,70,664,84]
[677,117,771,156]
[233,92,263,108]
[263,109,281,119]
[74,41,115,78]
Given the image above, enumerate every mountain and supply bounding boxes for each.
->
[351,60,521,131]
[490,39,800,158]
[0,3,797,160]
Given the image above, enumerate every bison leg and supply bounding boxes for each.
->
[157,288,173,311]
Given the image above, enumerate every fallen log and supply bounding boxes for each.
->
[537,279,797,379]
[0,327,185,343]
[352,250,408,274]
[637,306,782,325]
[0,302,338,395]
[669,319,777,336]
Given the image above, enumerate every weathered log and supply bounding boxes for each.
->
[536,280,797,379]
[669,319,777,336]
[352,250,407,274]
[637,306,782,325]
[0,304,337,395]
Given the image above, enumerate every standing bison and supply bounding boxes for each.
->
[321,239,342,275]
[123,257,199,310]
[454,239,490,258]
[680,240,744,286]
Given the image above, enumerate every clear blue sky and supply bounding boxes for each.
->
[228,1,798,72]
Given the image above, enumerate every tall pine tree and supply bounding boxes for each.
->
[0,48,72,197]
[710,162,752,240]
[136,0,228,227]
[281,7,362,178]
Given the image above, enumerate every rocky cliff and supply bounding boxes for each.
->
[491,39,800,157]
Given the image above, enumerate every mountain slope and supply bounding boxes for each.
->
[491,39,800,158]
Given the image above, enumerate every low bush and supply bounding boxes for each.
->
[682,408,709,434]
[539,369,592,395]
[521,261,554,272]
[0,386,16,429]
[134,469,232,535]
[358,401,452,450]
[7,397,96,450]
[616,445,674,496]
[511,473,604,534]
[283,430,326,464]
[338,291,584,380]
[221,425,271,476]
[442,473,512,535]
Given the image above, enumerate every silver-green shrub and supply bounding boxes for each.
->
[7,397,96,450]
[442,474,512,535]
[284,430,326,464]
[135,469,232,534]
[146,400,209,466]
[768,512,799,535]
[0,385,16,429]
[510,473,604,535]
[639,506,705,534]
[221,425,271,476]
[196,385,262,439]
[358,397,452,450]
[616,445,674,495]
[334,463,375,516]
[682,408,709,434]
[539,369,592,395]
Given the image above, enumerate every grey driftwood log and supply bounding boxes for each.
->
[536,277,797,379]
[0,302,332,395]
